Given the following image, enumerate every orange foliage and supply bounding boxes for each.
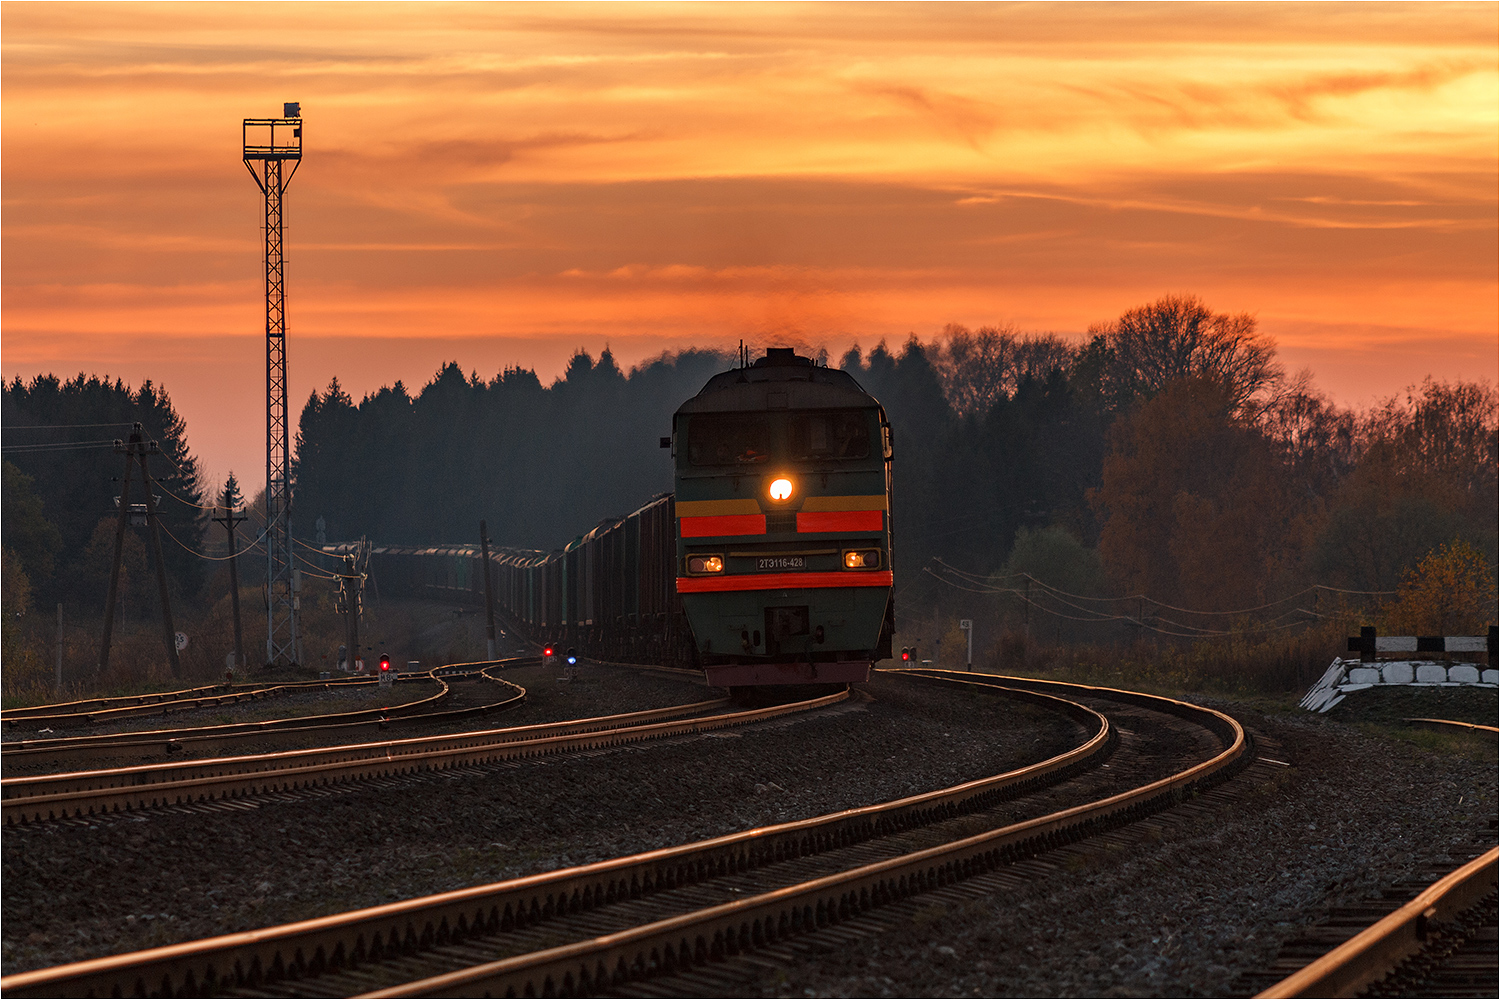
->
[1092,378,1293,610]
[1379,541,1496,637]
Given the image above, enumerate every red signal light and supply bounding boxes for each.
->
[901,647,911,661]
[379,655,391,672]
[543,646,554,657]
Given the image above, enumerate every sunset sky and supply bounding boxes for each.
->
[3,2,1495,490]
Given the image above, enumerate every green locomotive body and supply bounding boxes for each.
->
[671,348,895,686]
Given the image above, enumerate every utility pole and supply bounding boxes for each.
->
[137,433,183,679]
[243,103,302,667]
[98,426,138,677]
[100,423,181,678]
[55,604,63,695]
[1023,576,1031,641]
[480,519,497,660]
[339,553,361,673]
[213,499,249,671]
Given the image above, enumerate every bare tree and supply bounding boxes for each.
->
[935,323,1075,417]
[1090,294,1282,413]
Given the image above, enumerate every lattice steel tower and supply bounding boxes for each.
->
[243,104,303,666]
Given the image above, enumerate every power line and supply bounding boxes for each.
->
[1,439,120,454]
[4,422,135,430]
[922,564,1336,638]
[928,557,1393,613]
[157,518,271,562]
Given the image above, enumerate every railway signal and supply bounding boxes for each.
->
[900,647,911,662]
[566,647,578,666]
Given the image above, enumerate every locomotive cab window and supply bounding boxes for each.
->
[688,414,771,466]
[789,410,870,460]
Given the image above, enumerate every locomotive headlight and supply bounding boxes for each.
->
[769,477,794,502]
[843,549,881,569]
[687,554,724,574]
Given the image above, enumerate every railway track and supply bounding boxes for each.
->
[1253,845,1498,998]
[0,688,831,827]
[0,672,1246,998]
[0,675,446,731]
[1,662,537,772]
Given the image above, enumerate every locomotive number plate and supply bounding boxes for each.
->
[756,556,806,571]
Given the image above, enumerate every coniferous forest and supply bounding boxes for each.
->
[4,296,1496,695]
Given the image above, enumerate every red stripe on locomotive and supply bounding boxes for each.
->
[794,510,883,533]
[679,514,767,537]
[676,570,893,593]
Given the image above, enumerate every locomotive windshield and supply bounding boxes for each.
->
[687,409,873,466]
[789,410,870,460]
[688,413,772,466]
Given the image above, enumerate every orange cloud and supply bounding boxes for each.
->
[3,2,1495,488]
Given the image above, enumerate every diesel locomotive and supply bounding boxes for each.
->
[336,348,895,686]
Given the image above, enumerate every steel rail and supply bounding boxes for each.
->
[2,684,229,719]
[0,675,451,731]
[1,675,451,756]
[0,693,817,827]
[362,676,1245,998]
[1404,717,1500,736]
[1,668,529,766]
[0,658,538,731]
[0,686,723,797]
[1256,846,1499,999]
[0,683,1109,998]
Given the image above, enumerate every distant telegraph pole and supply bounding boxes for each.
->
[213,499,249,671]
[480,520,497,660]
[99,423,182,679]
[243,103,303,667]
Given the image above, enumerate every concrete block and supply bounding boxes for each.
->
[1483,669,1498,685]
[1415,663,1449,683]
[1348,667,1382,685]
[1381,662,1415,684]
[1448,664,1480,684]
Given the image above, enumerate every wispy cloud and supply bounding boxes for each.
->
[1,2,1494,484]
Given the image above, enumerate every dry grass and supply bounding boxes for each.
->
[978,621,1351,697]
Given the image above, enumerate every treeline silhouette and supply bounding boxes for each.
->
[3,295,1495,688]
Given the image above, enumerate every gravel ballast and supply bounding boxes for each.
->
[740,699,1497,998]
[2,672,1492,997]
[1,667,1085,975]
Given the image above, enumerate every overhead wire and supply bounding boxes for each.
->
[1,439,121,454]
[292,550,341,580]
[156,518,271,562]
[928,557,1394,613]
[922,563,1338,638]
[4,421,136,430]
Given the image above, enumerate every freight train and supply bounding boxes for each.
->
[335,348,895,687]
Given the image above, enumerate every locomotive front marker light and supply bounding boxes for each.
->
[687,554,724,574]
[842,548,881,569]
[768,477,794,502]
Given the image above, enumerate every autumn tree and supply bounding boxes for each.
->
[1086,294,1282,414]
[1379,541,1496,636]
[1092,378,1294,611]
[1310,379,1498,591]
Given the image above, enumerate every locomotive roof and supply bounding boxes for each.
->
[677,348,878,414]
